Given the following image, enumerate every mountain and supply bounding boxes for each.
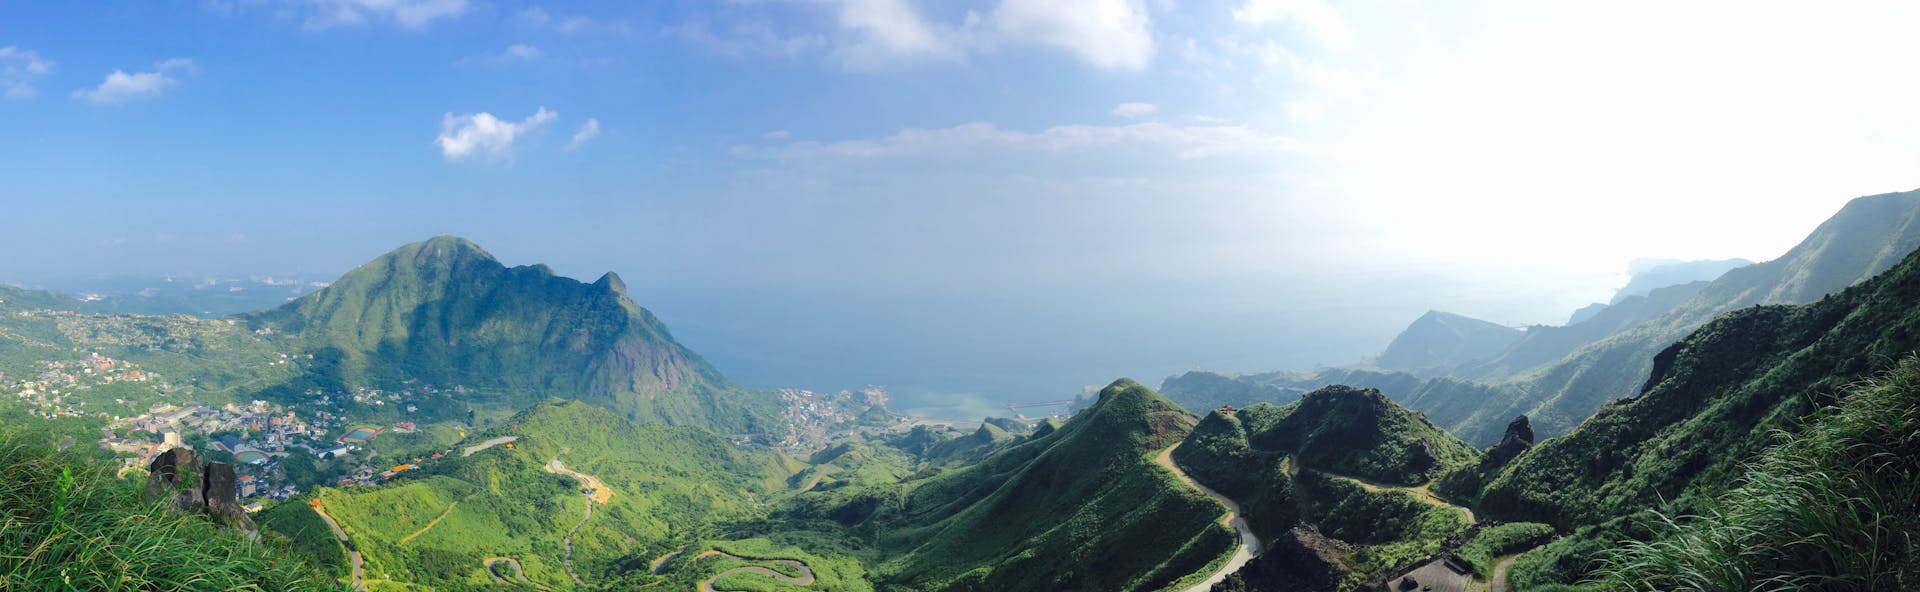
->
[0,284,89,312]
[1372,311,1523,374]
[787,379,1237,591]
[1472,240,1920,587]
[1174,385,1481,586]
[1163,189,1920,446]
[243,236,781,436]
[1610,257,1752,304]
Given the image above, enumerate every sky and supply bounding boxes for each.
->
[3,1,1919,417]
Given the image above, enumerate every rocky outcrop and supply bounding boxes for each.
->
[1211,526,1353,592]
[145,447,257,537]
[1486,415,1534,466]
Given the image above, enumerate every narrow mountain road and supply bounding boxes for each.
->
[1154,444,1260,592]
[397,498,463,545]
[1490,554,1520,592]
[561,492,592,586]
[461,435,518,457]
[310,502,365,592]
[545,458,613,503]
[693,550,816,592]
[649,550,682,574]
[483,557,553,591]
[1308,459,1476,524]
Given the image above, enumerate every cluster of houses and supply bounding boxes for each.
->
[775,386,893,450]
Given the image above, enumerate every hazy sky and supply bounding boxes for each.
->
[3,1,1918,416]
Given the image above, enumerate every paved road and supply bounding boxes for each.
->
[1154,444,1261,592]
[649,550,682,574]
[310,503,365,592]
[562,492,591,586]
[461,436,518,457]
[1397,558,1470,592]
[694,550,816,592]
[1490,554,1520,592]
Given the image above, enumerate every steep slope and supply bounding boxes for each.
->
[787,379,1236,592]
[244,236,780,435]
[1471,243,1920,586]
[261,400,793,589]
[1593,356,1920,588]
[1164,190,1920,446]
[1373,311,1523,374]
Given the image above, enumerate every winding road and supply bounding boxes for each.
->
[461,435,518,457]
[397,498,463,545]
[1326,469,1476,525]
[1154,444,1261,592]
[561,492,591,586]
[692,550,817,592]
[648,550,682,575]
[309,502,365,592]
[1489,554,1520,592]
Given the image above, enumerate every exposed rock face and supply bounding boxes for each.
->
[203,461,259,534]
[1211,526,1353,592]
[145,447,258,537]
[145,447,207,513]
[1486,415,1535,465]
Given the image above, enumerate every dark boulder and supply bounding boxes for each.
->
[144,447,257,538]
[145,447,207,513]
[1211,526,1353,592]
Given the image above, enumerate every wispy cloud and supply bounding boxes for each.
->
[1111,102,1156,118]
[74,58,196,105]
[566,118,601,152]
[678,0,1159,72]
[302,0,469,30]
[436,107,558,163]
[1231,0,1352,49]
[459,44,543,66]
[0,46,55,99]
[513,6,630,36]
[742,120,1304,161]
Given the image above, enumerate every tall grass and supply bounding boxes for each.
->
[0,432,333,590]
[1594,356,1920,591]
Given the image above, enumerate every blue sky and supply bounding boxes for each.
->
[4,1,1919,415]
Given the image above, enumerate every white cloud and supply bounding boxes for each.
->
[74,58,196,105]
[992,0,1155,70]
[435,107,557,162]
[763,129,792,139]
[1111,102,1156,118]
[673,19,827,60]
[1231,0,1352,49]
[832,0,965,69]
[303,0,468,30]
[566,118,601,151]
[0,46,54,99]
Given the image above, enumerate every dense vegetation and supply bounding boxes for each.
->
[779,379,1236,592]
[0,431,330,590]
[261,400,797,589]
[1592,357,1920,589]
[1162,190,1920,447]
[243,236,784,437]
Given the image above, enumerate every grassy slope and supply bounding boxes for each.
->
[1592,357,1920,589]
[0,431,331,590]
[262,400,793,589]
[783,379,1235,592]
[1162,191,1920,447]
[1477,242,1920,588]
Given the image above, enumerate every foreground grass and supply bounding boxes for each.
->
[0,432,332,591]
[1593,356,1920,590]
